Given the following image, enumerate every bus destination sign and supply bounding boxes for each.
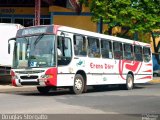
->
[17,25,53,37]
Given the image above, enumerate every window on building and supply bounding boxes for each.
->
[15,18,23,25]
[40,19,50,25]
[15,18,50,27]
[24,19,33,27]
[1,18,11,23]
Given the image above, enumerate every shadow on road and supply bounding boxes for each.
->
[9,84,150,97]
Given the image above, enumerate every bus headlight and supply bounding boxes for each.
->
[40,74,53,79]
[12,75,18,80]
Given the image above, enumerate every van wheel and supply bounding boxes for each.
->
[153,73,158,77]
[73,74,85,94]
[37,86,51,94]
[126,74,134,90]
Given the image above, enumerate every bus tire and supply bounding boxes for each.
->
[37,86,51,94]
[126,74,134,90]
[73,74,85,94]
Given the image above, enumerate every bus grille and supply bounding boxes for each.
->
[20,76,38,80]
[16,70,44,74]
[21,82,39,85]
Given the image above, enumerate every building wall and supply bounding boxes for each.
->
[54,15,97,32]
[49,6,97,32]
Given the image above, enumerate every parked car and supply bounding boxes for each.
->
[153,70,160,77]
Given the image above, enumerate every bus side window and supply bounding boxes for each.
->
[113,42,123,59]
[143,47,151,62]
[134,45,143,62]
[57,36,72,66]
[88,37,100,58]
[101,39,112,59]
[74,35,87,56]
[123,44,133,60]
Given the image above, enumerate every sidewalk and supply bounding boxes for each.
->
[148,77,160,83]
[0,84,36,92]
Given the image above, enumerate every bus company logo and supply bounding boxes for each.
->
[119,60,142,80]
[27,73,31,77]
[76,60,85,67]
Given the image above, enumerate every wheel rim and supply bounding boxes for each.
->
[128,77,133,88]
[75,78,83,90]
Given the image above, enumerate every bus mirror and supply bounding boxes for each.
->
[8,43,11,54]
[8,38,16,54]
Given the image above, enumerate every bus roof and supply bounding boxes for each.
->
[17,24,150,47]
[58,25,150,47]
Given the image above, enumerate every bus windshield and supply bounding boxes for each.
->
[13,34,56,68]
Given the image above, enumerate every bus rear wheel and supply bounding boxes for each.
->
[37,86,51,94]
[73,74,85,94]
[126,74,134,90]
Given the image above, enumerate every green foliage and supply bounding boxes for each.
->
[81,0,160,42]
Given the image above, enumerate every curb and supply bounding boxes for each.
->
[148,79,160,84]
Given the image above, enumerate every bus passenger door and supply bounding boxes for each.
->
[101,39,115,84]
[56,31,74,86]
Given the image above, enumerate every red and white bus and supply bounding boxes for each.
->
[9,25,152,94]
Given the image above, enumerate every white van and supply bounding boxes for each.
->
[0,23,23,83]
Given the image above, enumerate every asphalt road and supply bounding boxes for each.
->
[0,83,160,120]
[0,83,160,113]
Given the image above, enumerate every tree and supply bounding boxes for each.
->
[80,0,160,43]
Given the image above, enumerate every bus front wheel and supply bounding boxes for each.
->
[37,86,51,94]
[73,74,85,94]
[126,74,134,90]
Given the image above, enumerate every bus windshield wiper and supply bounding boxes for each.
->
[34,33,44,47]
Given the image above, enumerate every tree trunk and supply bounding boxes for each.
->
[108,27,112,35]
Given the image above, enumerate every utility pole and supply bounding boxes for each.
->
[35,0,41,26]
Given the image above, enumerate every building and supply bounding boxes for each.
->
[0,0,159,57]
[0,0,99,32]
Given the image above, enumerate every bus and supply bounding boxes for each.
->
[8,25,152,94]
